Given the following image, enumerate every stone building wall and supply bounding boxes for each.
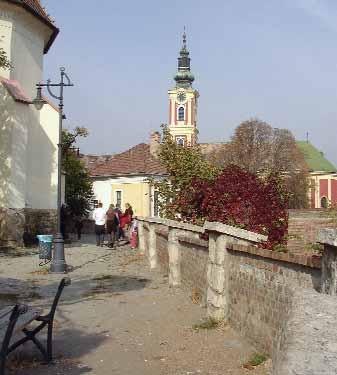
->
[0,208,57,248]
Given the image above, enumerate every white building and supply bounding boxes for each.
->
[0,0,60,247]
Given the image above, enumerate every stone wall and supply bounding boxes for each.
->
[155,225,169,276]
[179,235,208,301]
[0,208,57,248]
[287,209,336,254]
[226,242,320,353]
[138,217,337,375]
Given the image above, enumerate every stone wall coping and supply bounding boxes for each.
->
[177,233,208,248]
[204,221,267,243]
[137,217,204,233]
[318,228,337,247]
[227,242,322,269]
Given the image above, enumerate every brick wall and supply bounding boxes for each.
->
[287,209,336,254]
[138,217,337,374]
[227,243,321,353]
[155,226,169,276]
[179,236,209,301]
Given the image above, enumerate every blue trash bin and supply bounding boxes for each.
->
[37,235,53,261]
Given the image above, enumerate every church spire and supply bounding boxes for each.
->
[174,28,195,88]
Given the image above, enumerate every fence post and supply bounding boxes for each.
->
[206,233,229,321]
[138,221,146,255]
[318,228,337,295]
[168,228,181,287]
[148,224,158,269]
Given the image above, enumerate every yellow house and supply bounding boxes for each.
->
[89,133,166,217]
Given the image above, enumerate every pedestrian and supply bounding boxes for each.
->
[130,217,138,249]
[120,203,133,241]
[93,202,106,246]
[106,204,119,248]
[115,204,124,241]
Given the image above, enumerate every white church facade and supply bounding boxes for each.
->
[0,0,60,247]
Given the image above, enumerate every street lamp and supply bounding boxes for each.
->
[33,67,74,273]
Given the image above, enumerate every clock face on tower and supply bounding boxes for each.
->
[177,91,186,103]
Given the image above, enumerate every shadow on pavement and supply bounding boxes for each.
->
[8,326,108,375]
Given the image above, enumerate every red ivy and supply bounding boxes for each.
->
[176,166,289,249]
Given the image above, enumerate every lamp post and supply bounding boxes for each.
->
[33,67,74,273]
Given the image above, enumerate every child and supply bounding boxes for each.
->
[130,217,138,249]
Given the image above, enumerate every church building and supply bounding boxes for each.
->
[0,0,60,247]
[168,30,199,147]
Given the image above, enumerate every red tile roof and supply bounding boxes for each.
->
[5,0,59,53]
[91,143,167,177]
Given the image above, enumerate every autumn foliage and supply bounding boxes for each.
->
[176,166,289,249]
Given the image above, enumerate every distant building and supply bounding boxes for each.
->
[0,0,60,247]
[297,141,337,208]
[168,31,199,146]
[88,133,166,217]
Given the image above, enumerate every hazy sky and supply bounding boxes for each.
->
[43,0,337,165]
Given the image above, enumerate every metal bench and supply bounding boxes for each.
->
[0,277,71,375]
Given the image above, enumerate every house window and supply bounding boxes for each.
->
[178,106,185,121]
[321,196,329,208]
[115,190,122,208]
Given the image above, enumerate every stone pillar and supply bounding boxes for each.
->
[138,221,146,255]
[207,233,229,321]
[168,229,181,287]
[148,225,158,269]
[318,229,337,295]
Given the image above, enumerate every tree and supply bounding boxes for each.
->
[209,119,310,208]
[0,48,11,70]
[151,125,218,219]
[62,127,94,217]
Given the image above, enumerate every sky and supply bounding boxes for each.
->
[42,0,337,165]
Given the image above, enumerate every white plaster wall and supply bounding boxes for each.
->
[0,3,52,97]
[92,175,163,215]
[25,103,58,209]
[0,3,58,210]
[0,84,33,208]
[93,179,117,211]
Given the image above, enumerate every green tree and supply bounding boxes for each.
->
[0,48,11,70]
[62,127,94,217]
[151,125,218,219]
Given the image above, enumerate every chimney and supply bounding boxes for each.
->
[150,131,161,158]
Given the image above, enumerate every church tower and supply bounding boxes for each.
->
[168,30,199,146]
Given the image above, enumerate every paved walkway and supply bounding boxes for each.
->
[0,236,271,374]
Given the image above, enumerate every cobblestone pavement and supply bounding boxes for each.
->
[0,235,271,375]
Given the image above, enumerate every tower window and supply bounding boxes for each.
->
[178,106,185,121]
[176,136,185,146]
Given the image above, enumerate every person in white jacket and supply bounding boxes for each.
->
[93,202,106,246]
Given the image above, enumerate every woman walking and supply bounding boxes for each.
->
[106,204,119,248]
[120,203,133,241]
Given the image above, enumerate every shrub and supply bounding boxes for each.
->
[177,165,289,249]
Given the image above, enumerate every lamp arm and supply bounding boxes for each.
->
[46,81,61,100]
[63,72,73,86]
